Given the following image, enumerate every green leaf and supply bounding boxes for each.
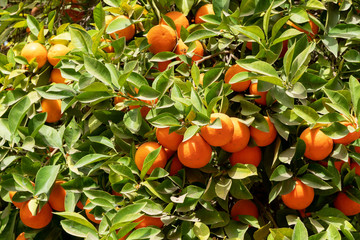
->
[183,125,200,142]
[124,108,142,133]
[270,165,293,181]
[328,24,360,39]
[127,227,161,240]
[74,154,109,168]
[228,164,257,179]
[109,164,137,183]
[193,222,210,240]
[150,52,177,62]
[184,30,218,43]
[106,16,133,34]
[88,136,115,151]
[8,95,31,134]
[290,43,316,83]
[69,26,92,53]
[293,218,308,240]
[215,177,232,200]
[110,202,147,230]
[236,59,279,78]
[343,50,360,63]
[140,147,162,180]
[60,219,98,239]
[55,212,97,232]
[273,29,303,45]
[326,224,341,240]
[174,0,195,16]
[305,0,326,10]
[298,174,333,190]
[27,15,40,36]
[38,125,64,151]
[34,165,60,196]
[84,56,112,87]
[349,76,360,117]
[93,2,105,30]
[293,105,319,124]
[213,0,230,17]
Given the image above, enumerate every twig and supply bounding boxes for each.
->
[195,50,230,64]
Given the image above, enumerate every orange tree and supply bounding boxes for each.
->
[1,0,360,239]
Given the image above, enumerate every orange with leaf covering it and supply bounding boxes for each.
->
[221,118,250,153]
[134,215,164,229]
[21,42,48,68]
[47,44,70,66]
[250,117,277,147]
[249,82,268,106]
[201,113,234,147]
[49,180,66,212]
[50,68,66,84]
[334,191,360,216]
[175,39,204,62]
[160,11,189,36]
[134,142,167,174]
[156,127,183,151]
[195,4,215,24]
[231,199,259,221]
[224,64,251,92]
[281,179,314,210]
[109,16,136,41]
[85,199,101,224]
[332,121,360,145]
[20,201,53,229]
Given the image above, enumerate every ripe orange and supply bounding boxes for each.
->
[300,127,333,161]
[175,39,204,62]
[64,9,85,22]
[134,142,168,174]
[41,99,62,123]
[229,145,262,167]
[85,199,101,224]
[250,116,277,147]
[16,232,28,240]
[147,25,177,54]
[76,200,84,209]
[20,201,53,229]
[221,118,250,153]
[287,17,318,39]
[195,4,215,24]
[246,42,253,50]
[356,146,360,153]
[109,16,136,41]
[9,181,35,209]
[164,148,175,159]
[249,82,268,106]
[114,95,126,105]
[333,121,360,145]
[350,162,360,176]
[334,191,360,216]
[224,64,251,92]
[134,215,164,229]
[177,133,212,168]
[101,39,114,53]
[129,98,158,118]
[47,44,70,66]
[319,158,349,172]
[160,11,189,36]
[231,199,259,221]
[50,68,66,84]
[156,127,183,151]
[169,155,183,175]
[201,113,234,147]
[49,180,66,212]
[281,179,314,210]
[112,189,122,196]
[21,42,48,68]
[156,60,172,72]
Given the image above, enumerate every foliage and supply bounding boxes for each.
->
[1,0,360,239]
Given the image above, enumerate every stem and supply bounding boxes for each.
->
[253,197,279,228]
[195,50,230,64]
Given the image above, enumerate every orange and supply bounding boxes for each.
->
[175,39,204,62]
[224,64,251,92]
[221,118,250,153]
[201,113,234,147]
[300,127,333,161]
[114,95,126,105]
[250,116,277,147]
[156,60,172,72]
[249,82,268,106]
[351,162,360,176]
[178,133,212,168]
[85,199,101,224]
[112,189,122,196]
[147,25,177,54]
[169,155,183,175]
[164,148,175,159]
[20,201,53,229]
[319,158,349,172]
[334,192,360,216]
[246,42,253,50]
[50,68,66,84]
[229,145,262,167]
[333,121,360,145]
[160,11,189,36]
[231,199,259,221]
[356,146,360,153]
[156,127,183,151]
[76,200,84,209]
[9,181,35,209]
[109,16,136,41]
[195,4,215,24]
[134,215,164,229]
[129,98,158,118]
[64,9,85,22]
[49,180,66,212]
[101,39,114,53]
[281,179,314,210]
[134,142,168,174]
[16,232,28,240]
[21,42,48,68]
[41,99,62,123]
[279,40,288,58]
[47,44,70,66]
[287,17,319,39]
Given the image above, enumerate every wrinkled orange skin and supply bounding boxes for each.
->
[250,117,277,147]
[201,113,234,147]
[281,180,314,210]
[134,142,167,174]
[224,64,251,92]
[195,4,214,24]
[231,199,259,222]
[221,118,250,153]
[300,127,333,161]
[160,11,189,36]
[20,201,53,229]
[230,145,262,167]
[134,215,164,229]
[21,42,48,68]
[334,192,360,216]
[177,133,212,168]
[156,127,183,151]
